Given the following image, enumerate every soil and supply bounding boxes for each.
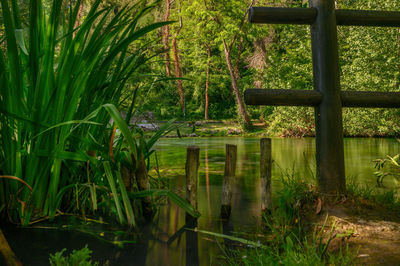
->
[310,198,400,265]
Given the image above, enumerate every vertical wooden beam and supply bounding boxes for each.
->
[185,146,200,210]
[309,0,346,194]
[221,144,237,219]
[260,138,272,213]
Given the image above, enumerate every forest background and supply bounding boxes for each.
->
[3,0,400,137]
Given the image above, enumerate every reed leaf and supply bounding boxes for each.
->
[103,162,125,225]
[116,170,136,227]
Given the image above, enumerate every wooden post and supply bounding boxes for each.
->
[260,138,272,213]
[309,0,345,195]
[246,2,400,196]
[221,144,237,219]
[186,146,200,210]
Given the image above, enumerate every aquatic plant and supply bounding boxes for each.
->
[0,0,170,224]
[49,245,99,266]
[374,154,400,187]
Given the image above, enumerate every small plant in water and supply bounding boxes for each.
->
[49,245,99,266]
[374,154,400,187]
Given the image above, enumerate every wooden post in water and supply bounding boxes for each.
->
[186,146,200,211]
[260,138,272,214]
[221,144,237,219]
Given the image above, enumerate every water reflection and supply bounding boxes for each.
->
[4,137,399,265]
[150,137,400,264]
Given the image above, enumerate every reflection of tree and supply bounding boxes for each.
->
[205,149,212,223]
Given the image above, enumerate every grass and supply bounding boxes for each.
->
[220,171,400,265]
[220,173,383,265]
[155,120,267,138]
[346,176,400,212]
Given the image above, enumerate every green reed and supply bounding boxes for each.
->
[0,0,169,225]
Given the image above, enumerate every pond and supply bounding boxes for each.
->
[2,137,400,265]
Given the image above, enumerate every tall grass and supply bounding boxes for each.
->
[224,173,354,265]
[0,0,169,224]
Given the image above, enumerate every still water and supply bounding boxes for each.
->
[3,137,400,265]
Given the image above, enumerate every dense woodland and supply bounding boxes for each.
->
[120,0,400,136]
[2,0,399,136]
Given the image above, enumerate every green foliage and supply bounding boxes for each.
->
[346,177,400,211]
[374,154,400,187]
[49,245,99,266]
[269,168,317,232]
[93,0,400,136]
[0,0,169,224]
[229,231,354,266]
[224,172,353,266]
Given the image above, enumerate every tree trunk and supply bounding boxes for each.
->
[205,46,211,120]
[163,0,171,76]
[222,39,252,128]
[172,14,185,117]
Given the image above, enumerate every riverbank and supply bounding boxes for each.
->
[145,120,400,138]
[226,179,400,265]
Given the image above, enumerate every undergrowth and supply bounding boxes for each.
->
[224,172,356,265]
[346,176,400,212]
[49,245,99,266]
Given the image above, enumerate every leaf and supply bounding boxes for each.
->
[193,229,265,248]
[14,29,28,55]
[103,161,125,224]
[315,197,322,214]
[0,175,32,191]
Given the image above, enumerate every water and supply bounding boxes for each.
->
[2,137,399,265]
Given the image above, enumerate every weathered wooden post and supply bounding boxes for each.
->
[185,146,200,214]
[260,138,272,214]
[245,1,400,196]
[221,144,237,219]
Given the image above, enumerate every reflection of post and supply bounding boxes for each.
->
[186,219,199,266]
[260,138,272,214]
[205,149,212,223]
[221,144,237,219]
[184,145,200,266]
[222,219,234,248]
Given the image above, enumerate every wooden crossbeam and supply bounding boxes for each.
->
[249,7,400,27]
[245,89,400,108]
